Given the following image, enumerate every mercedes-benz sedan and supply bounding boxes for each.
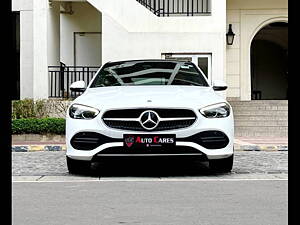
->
[66,60,234,174]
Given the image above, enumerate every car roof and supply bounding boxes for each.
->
[106,59,190,64]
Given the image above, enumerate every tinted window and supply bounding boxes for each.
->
[90,61,209,87]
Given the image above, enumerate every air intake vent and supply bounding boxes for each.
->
[178,131,229,149]
[70,132,121,150]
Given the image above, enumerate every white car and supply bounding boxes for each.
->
[66,60,234,174]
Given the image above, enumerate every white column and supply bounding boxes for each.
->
[213,0,227,99]
[47,1,60,66]
[20,10,33,99]
[33,0,60,99]
[33,0,48,99]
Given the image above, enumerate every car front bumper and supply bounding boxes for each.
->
[66,110,234,161]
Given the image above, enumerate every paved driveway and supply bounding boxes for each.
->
[12,151,288,225]
[12,151,288,178]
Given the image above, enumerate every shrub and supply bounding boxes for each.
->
[12,98,71,119]
[12,118,66,134]
[47,99,71,118]
[12,99,49,119]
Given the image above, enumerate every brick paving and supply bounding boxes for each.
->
[12,151,288,176]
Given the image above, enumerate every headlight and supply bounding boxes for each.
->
[200,103,230,118]
[69,104,100,119]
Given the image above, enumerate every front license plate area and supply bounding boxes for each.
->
[123,134,176,149]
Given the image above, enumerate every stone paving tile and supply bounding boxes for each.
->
[12,152,69,176]
[12,151,288,177]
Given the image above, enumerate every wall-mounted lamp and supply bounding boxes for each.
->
[226,24,235,45]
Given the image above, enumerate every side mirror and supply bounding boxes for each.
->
[70,80,86,92]
[212,80,228,91]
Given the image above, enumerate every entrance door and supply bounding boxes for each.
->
[162,53,212,84]
[74,32,101,66]
[250,22,288,100]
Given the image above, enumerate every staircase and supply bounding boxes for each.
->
[136,0,211,17]
[229,100,288,137]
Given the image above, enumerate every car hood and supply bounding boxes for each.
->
[73,86,227,110]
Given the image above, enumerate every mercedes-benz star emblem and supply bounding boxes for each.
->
[139,110,160,130]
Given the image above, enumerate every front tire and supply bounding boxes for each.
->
[66,156,91,174]
[209,155,234,173]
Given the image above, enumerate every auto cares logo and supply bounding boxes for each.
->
[139,110,160,130]
[124,135,135,147]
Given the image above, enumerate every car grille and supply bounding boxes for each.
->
[102,108,197,131]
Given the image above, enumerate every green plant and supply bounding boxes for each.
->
[12,98,49,119]
[35,99,49,118]
[12,99,35,119]
[12,118,66,134]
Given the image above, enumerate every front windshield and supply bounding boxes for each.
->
[90,61,209,88]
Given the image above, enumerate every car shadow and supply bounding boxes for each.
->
[86,157,231,177]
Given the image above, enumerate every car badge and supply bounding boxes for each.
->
[139,110,160,130]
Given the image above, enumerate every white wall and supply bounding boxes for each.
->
[88,0,223,33]
[14,0,60,99]
[13,0,289,100]
[48,2,60,66]
[12,0,34,99]
[226,0,288,100]
[12,0,33,11]
[60,2,101,66]
[88,0,227,83]
[225,10,240,100]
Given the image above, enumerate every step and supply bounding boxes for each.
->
[235,126,288,131]
[234,115,288,121]
[235,126,288,137]
[235,133,288,138]
[231,105,288,111]
[229,100,288,106]
[229,103,288,107]
[234,120,288,127]
[235,132,288,137]
[233,110,288,116]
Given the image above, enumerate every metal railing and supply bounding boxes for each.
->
[48,63,100,98]
[136,0,211,16]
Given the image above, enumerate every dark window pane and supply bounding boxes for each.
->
[198,57,208,78]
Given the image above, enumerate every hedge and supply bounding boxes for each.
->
[12,118,66,134]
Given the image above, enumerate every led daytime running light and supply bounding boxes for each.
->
[69,104,100,119]
[200,103,230,118]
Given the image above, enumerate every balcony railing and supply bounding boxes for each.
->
[48,63,100,99]
[136,0,211,16]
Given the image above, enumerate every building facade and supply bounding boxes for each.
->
[12,0,288,101]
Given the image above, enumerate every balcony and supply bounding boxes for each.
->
[136,0,211,17]
[48,63,99,99]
